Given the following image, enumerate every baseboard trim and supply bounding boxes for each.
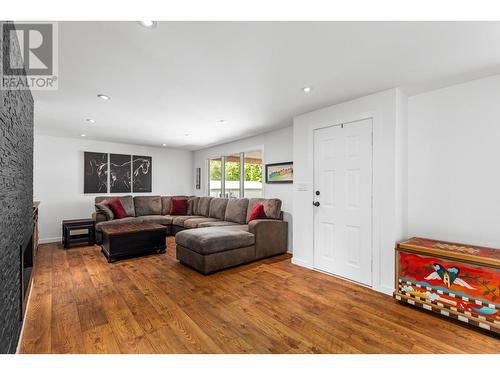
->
[372,285,394,297]
[291,257,313,269]
[39,237,61,244]
[291,258,393,297]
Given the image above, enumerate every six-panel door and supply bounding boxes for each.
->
[313,118,373,286]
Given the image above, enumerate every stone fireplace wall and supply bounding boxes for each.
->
[0,21,34,353]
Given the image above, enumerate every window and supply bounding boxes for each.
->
[224,153,241,198]
[209,158,222,197]
[244,150,263,198]
[207,150,262,198]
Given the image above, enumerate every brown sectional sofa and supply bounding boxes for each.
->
[93,195,288,273]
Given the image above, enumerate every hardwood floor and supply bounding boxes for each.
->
[19,237,498,354]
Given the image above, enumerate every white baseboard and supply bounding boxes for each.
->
[291,257,313,269]
[292,257,394,297]
[39,237,61,244]
[372,285,394,296]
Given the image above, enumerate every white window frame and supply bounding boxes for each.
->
[207,148,264,198]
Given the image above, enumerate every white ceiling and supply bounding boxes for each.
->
[33,21,500,150]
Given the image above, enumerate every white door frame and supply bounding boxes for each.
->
[292,89,407,296]
[300,109,383,294]
[312,118,374,286]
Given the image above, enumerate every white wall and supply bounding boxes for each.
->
[192,126,294,251]
[396,89,409,245]
[34,134,193,242]
[293,88,408,295]
[408,74,500,248]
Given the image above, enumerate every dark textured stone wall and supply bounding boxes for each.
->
[0,21,34,354]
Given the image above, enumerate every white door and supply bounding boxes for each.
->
[313,118,373,286]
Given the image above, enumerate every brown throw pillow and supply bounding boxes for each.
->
[95,200,114,220]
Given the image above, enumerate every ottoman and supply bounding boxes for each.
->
[175,227,255,274]
[101,223,167,263]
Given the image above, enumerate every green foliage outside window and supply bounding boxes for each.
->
[210,160,222,181]
[210,159,262,182]
[225,162,240,181]
[245,163,262,182]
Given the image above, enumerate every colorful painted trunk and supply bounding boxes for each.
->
[394,237,499,335]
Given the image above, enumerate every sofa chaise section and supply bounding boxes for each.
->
[175,197,287,274]
[175,227,256,274]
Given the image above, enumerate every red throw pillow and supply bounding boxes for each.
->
[247,203,266,223]
[107,199,128,219]
[170,198,188,215]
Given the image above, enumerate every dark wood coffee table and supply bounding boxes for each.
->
[101,223,167,263]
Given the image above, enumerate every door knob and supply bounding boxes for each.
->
[313,201,320,207]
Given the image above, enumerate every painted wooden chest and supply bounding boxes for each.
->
[394,237,499,335]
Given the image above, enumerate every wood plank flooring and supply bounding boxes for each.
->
[19,237,499,353]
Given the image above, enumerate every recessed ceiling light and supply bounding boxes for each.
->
[97,94,111,100]
[85,118,95,124]
[218,120,227,124]
[138,21,157,28]
[302,86,312,93]
[80,134,86,137]
[184,133,190,137]
[161,143,167,147]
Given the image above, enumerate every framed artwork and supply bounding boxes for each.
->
[132,155,152,192]
[196,167,201,189]
[110,154,132,193]
[265,162,293,183]
[84,152,108,193]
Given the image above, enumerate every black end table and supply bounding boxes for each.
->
[62,218,96,249]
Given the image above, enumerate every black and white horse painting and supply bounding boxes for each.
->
[132,155,152,192]
[84,152,108,193]
[110,154,132,193]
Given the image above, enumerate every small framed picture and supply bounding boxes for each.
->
[196,167,201,189]
[265,162,293,184]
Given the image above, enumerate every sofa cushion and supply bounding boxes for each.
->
[189,223,249,231]
[198,221,240,228]
[208,198,228,220]
[95,216,141,231]
[172,215,205,226]
[176,227,255,255]
[171,198,188,215]
[220,224,249,232]
[224,198,249,224]
[246,198,282,222]
[183,217,220,229]
[134,196,162,216]
[93,211,108,224]
[139,215,173,225]
[96,195,135,217]
[161,195,188,215]
[162,215,177,222]
[188,196,200,215]
[196,197,213,216]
